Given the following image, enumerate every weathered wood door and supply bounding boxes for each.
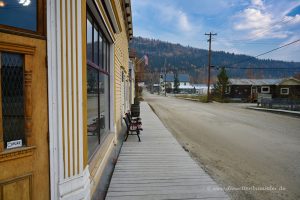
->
[0,32,50,200]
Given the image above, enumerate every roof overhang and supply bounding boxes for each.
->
[123,0,133,40]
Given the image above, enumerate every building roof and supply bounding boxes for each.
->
[228,78,283,86]
[165,74,189,82]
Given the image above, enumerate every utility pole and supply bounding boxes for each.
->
[164,58,167,96]
[205,32,217,102]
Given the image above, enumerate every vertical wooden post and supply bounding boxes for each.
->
[24,55,33,146]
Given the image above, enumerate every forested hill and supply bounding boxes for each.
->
[129,37,300,82]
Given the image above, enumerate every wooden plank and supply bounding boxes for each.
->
[106,102,229,200]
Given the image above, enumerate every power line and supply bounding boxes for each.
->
[227,38,300,67]
[255,39,300,58]
[225,67,300,70]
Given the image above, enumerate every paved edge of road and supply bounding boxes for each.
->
[247,106,300,117]
[106,102,229,200]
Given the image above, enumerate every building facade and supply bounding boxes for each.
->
[226,77,300,102]
[0,0,133,199]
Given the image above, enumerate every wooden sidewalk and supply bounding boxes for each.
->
[106,102,229,200]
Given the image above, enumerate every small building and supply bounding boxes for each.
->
[160,73,190,93]
[226,77,300,102]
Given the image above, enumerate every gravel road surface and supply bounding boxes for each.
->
[145,93,300,200]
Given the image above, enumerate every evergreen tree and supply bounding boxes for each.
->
[215,67,229,100]
[173,72,180,94]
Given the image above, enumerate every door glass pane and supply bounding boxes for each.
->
[87,16,93,62]
[0,0,37,31]
[1,52,25,148]
[87,66,99,159]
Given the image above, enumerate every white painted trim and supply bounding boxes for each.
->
[48,1,88,199]
[56,0,65,184]
[61,0,69,179]
[47,1,59,199]
[280,87,289,95]
[66,0,74,177]
[261,86,270,94]
[72,0,78,175]
[59,166,90,200]
[77,0,84,174]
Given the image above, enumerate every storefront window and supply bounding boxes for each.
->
[86,8,110,160]
[0,0,37,31]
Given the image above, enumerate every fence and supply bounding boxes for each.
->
[261,98,300,111]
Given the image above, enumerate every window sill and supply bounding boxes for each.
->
[89,132,115,178]
[0,146,36,163]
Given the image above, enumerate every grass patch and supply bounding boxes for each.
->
[176,95,208,103]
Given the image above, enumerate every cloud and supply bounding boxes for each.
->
[251,0,264,8]
[232,0,296,39]
[234,8,272,30]
[178,11,192,32]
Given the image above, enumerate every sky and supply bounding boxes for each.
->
[131,0,300,62]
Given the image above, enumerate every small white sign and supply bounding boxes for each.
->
[138,82,145,87]
[7,140,22,149]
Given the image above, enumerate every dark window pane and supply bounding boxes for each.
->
[87,66,99,159]
[87,16,93,62]
[106,43,110,72]
[103,40,107,71]
[1,52,25,148]
[99,33,103,68]
[93,26,99,65]
[0,0,37,31]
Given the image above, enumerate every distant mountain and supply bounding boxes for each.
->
[130,37,300,83]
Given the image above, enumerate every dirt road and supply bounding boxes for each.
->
[144,93,300,200]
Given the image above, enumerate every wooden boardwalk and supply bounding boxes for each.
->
[106,102,229,200]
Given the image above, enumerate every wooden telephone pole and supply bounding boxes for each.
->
[205,32,217,102]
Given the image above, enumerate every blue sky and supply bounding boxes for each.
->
[131,0,300,62]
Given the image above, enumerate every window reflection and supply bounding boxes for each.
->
[87,16,93,62]
[103,40,107,71]
[87,67,99,158]
[93,26,99,65]
[0,0,37,31]
[99,73,109,138]
[99,33,103,68]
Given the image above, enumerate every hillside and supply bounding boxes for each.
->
[130,37,300,83]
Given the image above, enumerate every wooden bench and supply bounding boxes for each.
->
[123,112,142,142]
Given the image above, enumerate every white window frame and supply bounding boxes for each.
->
[225,86,231,94]
[261,86,270,94]
[280,88,289,95]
